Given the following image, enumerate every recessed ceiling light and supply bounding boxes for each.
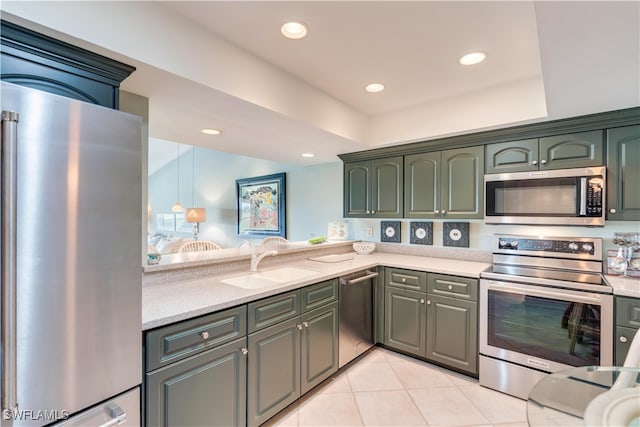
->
[459,52,486,66]
[281,22,308,39]
[301,153,315,158]
[365,83,385,93]
[201,128,221,135]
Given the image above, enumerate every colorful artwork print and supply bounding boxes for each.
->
[236,173,286,237]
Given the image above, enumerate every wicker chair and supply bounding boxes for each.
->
[260,237,289,250]
[178,240,222,253]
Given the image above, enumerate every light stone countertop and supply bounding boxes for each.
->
[142,251,492,330]
[604,274,640,298]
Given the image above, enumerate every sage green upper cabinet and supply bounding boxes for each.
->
[404,152,440,218]
[486,130,604,173]
[607,125,640,221]
[344,157,403,218]
[485,139,539,173]
[405,146,484,219]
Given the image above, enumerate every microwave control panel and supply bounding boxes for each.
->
[582,176,604,216]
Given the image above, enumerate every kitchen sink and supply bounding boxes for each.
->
[221,267,321,289]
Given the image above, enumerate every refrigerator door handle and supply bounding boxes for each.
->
[1,110,19,417]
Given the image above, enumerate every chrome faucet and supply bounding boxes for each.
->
[250,248,278,272]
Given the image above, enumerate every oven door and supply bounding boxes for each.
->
[480,279,613,373]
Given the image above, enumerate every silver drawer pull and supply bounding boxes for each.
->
[420,299,425,304]
[401,278,407,283]
[448,285,453,290]
[241,347,249,355]
[303,321,309,328]
[297,324,303,330]
[620,336,628,343]
[98,404,127,427]
[200,331,209,340]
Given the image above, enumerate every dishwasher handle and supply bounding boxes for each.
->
[340,270,378,286]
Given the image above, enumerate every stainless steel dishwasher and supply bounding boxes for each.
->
[339,269,378,368]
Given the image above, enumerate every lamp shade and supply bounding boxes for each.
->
[186,207,206,223]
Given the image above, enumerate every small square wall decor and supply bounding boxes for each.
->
[381,221,401,243]
[410,222,433,245]
[443,222,470,247]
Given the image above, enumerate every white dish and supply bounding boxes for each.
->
[583,387,640,426]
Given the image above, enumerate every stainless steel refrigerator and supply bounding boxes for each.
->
[1,82,142,427]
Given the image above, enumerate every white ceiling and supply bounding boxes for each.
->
[2,1,639,170]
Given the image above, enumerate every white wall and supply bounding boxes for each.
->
[147,141,343,248]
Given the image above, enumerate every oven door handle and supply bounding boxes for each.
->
[485,281,604,304]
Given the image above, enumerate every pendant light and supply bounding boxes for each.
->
[171,144,184,212]
[185,146,206,240]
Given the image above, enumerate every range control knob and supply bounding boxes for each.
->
[568,242,579,251]
[510,241,519,248]
[499,239,508,248]
[582,243,593,252]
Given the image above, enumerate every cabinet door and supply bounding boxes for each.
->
[146,337,247,427]
[301,302,339,394]
[384,286,426,357]
[615,325,639,366]
[404,152,440,218]
[607,125,640,220]
[371,157,404,218]
[344,161,371,217]
[442,146,484,219]
[426,295,477,375]
[485,139,539,173]
[248,317,301,427]
[539,130,604,169]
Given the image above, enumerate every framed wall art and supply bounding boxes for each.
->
[236,172,286,237]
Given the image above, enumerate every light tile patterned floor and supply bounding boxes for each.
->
[264,347,529,427]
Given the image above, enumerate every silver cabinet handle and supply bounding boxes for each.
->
[241,347,249,355]
[442,210,446,215]
[420,299,425,304]
[340,270,379,286]
[366,210,370,214]
[448,285,453,290]
[302,321,309,328]
[620,336,628,343]
[297,324,303,330]
[610,208,617,214]
[532,160,538,165]
[98,404,127,427]
[434,209,440,214]
[200,331,209,340]
[427,300,431,305]
[2,110,19,418]
[371,210,376,214]
[540,159,547,165]
[401,278,406,283]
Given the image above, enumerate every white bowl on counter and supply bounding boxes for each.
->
[353,241,376,255]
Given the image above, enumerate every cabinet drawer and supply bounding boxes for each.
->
[427,273,478,301]
[301,279,338,312]
[616,296,640,328]
[146,305,247,372]
[385,268,427,292]
[248,290,301,333]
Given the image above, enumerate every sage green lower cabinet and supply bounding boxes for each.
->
[248,317,301,427]
[426,273,478,375]
[614,296,640,365]
[247,280,339,426]
[426,295,477,374]
[301,301,339,394]
[384,286,427,357]
[146,337,247,427]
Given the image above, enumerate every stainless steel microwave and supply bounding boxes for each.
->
[484,166,605,226]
